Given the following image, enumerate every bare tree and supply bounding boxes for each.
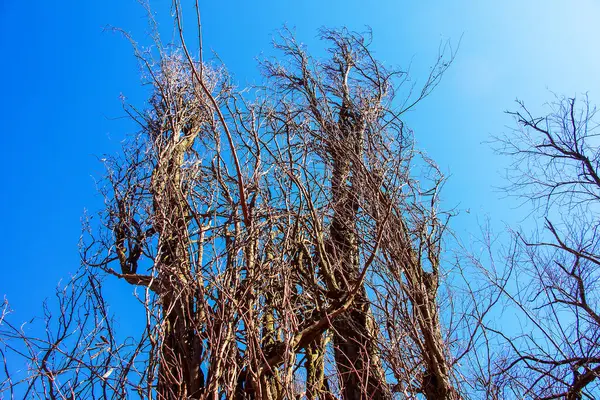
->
[491,95,600,399]
[259,26,459,399]
[0,3,467,399]
[0,268,155,399]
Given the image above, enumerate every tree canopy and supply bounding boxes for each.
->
[1,2,600,399]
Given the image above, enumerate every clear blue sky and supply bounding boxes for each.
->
[1,0,600,323]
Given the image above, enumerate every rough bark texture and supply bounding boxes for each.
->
[327,104,391,400]
[152,133,204,399]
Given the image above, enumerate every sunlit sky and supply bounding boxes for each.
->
[1,0,600,322]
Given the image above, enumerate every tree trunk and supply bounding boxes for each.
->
[326,105,391,400]
[153,142,204,399]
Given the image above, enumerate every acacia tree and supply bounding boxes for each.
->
[490,95,600,399]
[0,4,471,399]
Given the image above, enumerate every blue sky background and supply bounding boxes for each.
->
[1,0,600,329]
